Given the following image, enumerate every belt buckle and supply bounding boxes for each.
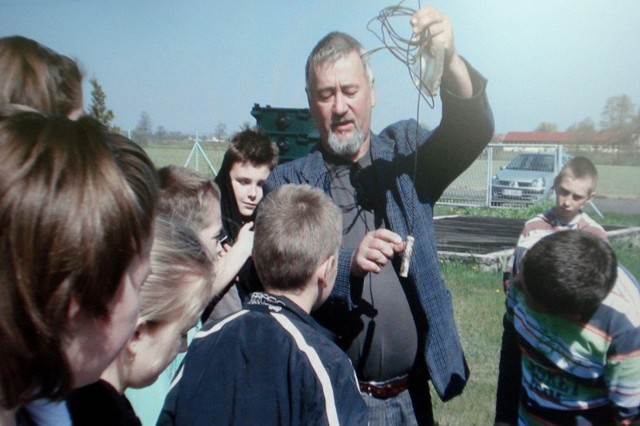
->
[358,375,409,400]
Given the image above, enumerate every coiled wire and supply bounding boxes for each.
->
[365,0,443,108]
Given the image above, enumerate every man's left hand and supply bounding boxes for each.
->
[410,5,472,98]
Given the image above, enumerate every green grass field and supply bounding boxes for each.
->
[443,160,640,201]
[144,145,226,178]
[591,164,640,199]
[432,262,504,425]
[144,145,640,200]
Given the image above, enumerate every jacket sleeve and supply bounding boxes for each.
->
[301,356,368,426]
[156,383,177,425]
[333,247,358,306]
[333,369,368,425]
[415,59,495,202]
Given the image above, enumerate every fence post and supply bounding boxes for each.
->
[184,130,218,177]
[486,145,494,207]
[195,130,199,171]
[556,144,563,173]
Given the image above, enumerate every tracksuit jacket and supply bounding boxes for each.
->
[158,292,367,425]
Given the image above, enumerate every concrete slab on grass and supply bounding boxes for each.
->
[434,215,638,271]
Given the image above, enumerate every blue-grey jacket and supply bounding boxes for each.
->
[158,293,367,425]
[264,64,494,401]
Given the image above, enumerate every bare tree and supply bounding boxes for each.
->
[566,117,596,133]
[214,122,227,142]
[600,95,635,131]
[133,111,152,146]
[155,125,168,141]
[600,95,636,146]
[534,122,558,132]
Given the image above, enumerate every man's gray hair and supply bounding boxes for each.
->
[305,31,375,91]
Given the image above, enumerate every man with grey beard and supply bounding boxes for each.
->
[265,6,494,425]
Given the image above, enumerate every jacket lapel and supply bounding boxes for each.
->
[367,136,410,239]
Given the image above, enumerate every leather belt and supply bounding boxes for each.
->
[358,375,410,400]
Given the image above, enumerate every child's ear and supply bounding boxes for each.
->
[126,320,148,359]
[66,295,93,333]
[328,255,336,273]
[66,295,82,323]
[318,255,336,289]
[585,191,595,204]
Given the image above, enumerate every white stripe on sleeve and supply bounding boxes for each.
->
[271,312,340,426]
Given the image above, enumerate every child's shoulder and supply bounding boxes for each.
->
[523,209,553,226]
[600,266,640,328]
[577,211,604,228]
[519,209,555,239]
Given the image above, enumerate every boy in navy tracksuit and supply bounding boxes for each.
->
[158,184,367,425]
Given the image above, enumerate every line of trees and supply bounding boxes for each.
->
[89,77,637,149]
[87,77,231,146]
[535,94,639,147]
[130,112,231,146]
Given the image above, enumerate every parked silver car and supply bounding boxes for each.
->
[491,152,572,205]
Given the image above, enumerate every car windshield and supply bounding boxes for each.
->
[506,154,554,172]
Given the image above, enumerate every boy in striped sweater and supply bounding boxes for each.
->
[495,230,640,425]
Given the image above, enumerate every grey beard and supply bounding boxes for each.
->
[326,126,365,158]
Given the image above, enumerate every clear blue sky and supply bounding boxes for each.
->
[2,0,639,135]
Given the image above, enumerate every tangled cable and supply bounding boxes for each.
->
[366,0,443,108]
[365,0,447,271]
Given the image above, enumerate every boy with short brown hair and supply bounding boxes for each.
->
[503,156,607,290]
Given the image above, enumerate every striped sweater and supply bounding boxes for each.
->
[503,208,608,291]
[503,266,640,425]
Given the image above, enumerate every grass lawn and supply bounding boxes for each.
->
[593,164,640,199]
[143,145,640,199]
[444,160,640,201]
[431,262,504,425]
[144,145,226,176]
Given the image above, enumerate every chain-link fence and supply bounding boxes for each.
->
[440,144,566,207]
[144,140,639,210]
[144,141,570,208]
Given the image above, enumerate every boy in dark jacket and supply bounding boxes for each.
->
[158,184,367,426]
